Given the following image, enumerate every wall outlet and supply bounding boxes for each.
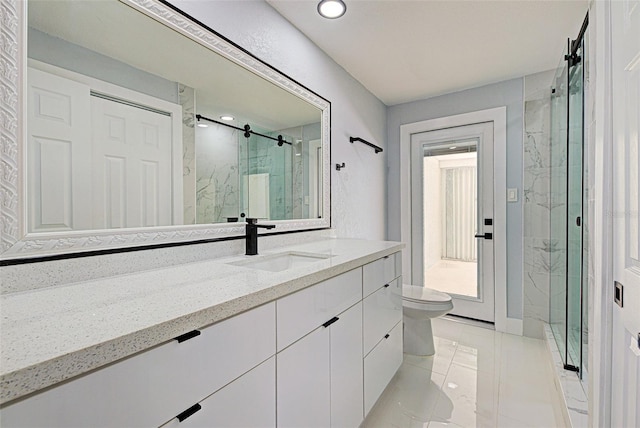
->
[507,188,518,202]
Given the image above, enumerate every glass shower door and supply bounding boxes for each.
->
[567,38,585,375]
[549,35,587,377]
[550,40,570,365]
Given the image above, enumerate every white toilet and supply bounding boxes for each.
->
[402,284,454,356]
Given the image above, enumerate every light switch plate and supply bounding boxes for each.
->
[507,188,518,202]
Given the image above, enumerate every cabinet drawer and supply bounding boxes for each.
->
[363,277,402,356]
[363,321,403,416]
[363,253,400,297]
[1,302,276,428]
[277,268,362,351]
[160,357,276,428]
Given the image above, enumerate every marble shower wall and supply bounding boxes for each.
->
[196,125,240,223]
[179,84,196,224]
[523,71,554,339]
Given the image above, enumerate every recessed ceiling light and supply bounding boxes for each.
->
[449,146,457,149]
[220,115,235,121]
[317,0,346,19]
[197,123,208,128]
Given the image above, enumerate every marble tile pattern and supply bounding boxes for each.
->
[0,238,402,405]
[362,318,567,428]
[179,84,197,225]
[523,87,553,339]
[196,125,240,223]
[543,323,589,427]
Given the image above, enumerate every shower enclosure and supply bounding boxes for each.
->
[549,16,588,381]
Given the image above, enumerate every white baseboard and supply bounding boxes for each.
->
[504,317,523,336]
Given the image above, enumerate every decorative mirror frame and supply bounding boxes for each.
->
[0,0,331,260]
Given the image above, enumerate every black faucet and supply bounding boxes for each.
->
[245,218,276,255]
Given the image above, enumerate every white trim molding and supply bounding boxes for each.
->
[505,317,523,336]
[0,0,24,254]
[399,107,510,333]
[0,0,331,260]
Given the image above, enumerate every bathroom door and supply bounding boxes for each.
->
[610,1,640,426]
[410,122,495,323]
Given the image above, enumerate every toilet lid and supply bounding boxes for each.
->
[402,284,452,303]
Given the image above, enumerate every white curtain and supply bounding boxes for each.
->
[441,166,477,261]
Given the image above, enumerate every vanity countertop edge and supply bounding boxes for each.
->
[0,238,404,405]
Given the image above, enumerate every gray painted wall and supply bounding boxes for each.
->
[387,78,525,319]
[28,28,179,104]
[170,0,388,240]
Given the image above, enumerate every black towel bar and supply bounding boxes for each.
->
[350,137,383,154]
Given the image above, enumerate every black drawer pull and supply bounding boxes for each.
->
[174,330,201,343]
[322,316,340,328]
[384,333,390,339]
[177,403,202,422]
[383,283,390,288]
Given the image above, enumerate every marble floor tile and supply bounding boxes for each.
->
[363,318,566,428]
[431,317,465,342]
[404,337,458,376]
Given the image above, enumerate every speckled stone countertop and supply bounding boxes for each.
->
[0,238,403,405]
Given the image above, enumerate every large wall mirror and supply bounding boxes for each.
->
[0,0,331,260]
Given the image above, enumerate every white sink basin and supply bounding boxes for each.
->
[228,251,333,272]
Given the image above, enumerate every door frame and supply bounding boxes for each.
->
[410,123,495,322]
[590,0,640,425]
[400,107,510,334]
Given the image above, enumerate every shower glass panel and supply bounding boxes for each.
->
[567,38,584,373]
[240,129,293,220]
[549,24,588,380]
[550,39,570,364]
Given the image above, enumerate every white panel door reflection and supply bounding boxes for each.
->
[27,67,93,232]
[91,97,173,229]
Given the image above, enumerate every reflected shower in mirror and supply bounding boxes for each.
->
[193,115,323,224]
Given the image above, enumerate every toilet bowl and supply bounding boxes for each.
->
[402,284,453,356]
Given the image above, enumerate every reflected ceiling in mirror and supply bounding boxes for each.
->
[0,0,330,260]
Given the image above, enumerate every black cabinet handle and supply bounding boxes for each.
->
[177,403,202,422]
[322,316,340,328]
[384,334,390,339]
[174,330,201,343]
[383,283,390,288]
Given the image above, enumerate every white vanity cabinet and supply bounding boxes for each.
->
[0,302,276,428]
[160,357,276,428]
[362,252,403,415]
[276,268,364,428]
[1,249,405,428]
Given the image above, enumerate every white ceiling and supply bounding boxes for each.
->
[267,0,588,106]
